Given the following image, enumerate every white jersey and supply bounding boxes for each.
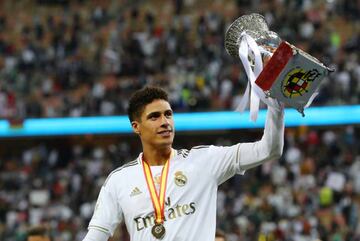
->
[88,144,245,241]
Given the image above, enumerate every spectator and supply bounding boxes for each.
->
[26,225,51,241]
[215,229,226,241]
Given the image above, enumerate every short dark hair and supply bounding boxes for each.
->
[127,86,169,122]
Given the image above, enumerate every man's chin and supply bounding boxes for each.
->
[161,141,174,147]
[157,139,174,148]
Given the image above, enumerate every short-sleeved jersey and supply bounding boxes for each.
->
[88,144,245,241]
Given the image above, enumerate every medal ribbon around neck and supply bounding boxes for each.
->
[142,151,173,224]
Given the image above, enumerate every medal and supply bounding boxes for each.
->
[151,223,166,239]
[142,150,174,239]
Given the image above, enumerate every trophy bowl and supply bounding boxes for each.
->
[225,13,281,60]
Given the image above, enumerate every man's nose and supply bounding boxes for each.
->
[160,115,170,126]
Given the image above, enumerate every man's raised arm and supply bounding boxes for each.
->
[238,106,284,171]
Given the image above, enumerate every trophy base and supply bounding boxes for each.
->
[255,41,331,114]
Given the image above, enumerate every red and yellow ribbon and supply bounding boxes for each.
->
[142,151,173,224]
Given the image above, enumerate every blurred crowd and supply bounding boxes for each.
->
[0,125,359,241]
[0,0,359,120]
[217,125,360,241]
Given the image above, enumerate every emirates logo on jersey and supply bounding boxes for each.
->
[174,171,187,187]
[134,197,197,232]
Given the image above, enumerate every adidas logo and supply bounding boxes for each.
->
[130,187,142,197]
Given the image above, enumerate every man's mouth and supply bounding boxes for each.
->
[158,130,173,136]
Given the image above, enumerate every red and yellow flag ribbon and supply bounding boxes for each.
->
[142,151,173,224]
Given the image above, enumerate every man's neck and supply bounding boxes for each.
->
[142,146,173,166]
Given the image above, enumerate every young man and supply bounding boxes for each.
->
[83,86,284,241]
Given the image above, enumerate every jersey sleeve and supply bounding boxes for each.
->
[203,144,244,185]
[196,106,284,185]
[88,178,123,236]
[82,228,110,241]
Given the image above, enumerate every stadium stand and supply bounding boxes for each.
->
[0,0,358,119]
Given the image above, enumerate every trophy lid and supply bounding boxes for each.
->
[225,13,281,58]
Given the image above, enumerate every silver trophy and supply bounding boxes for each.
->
[225,13,281,60]
[225,13,333,116]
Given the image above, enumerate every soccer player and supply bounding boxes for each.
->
[83,86,284,241]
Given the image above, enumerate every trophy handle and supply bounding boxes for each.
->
[297,107,305,117]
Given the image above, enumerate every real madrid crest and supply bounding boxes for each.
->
[174,171,187,187]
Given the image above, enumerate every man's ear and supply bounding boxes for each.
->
[131,121,141,135]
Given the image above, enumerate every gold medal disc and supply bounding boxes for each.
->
[151,223,166,239]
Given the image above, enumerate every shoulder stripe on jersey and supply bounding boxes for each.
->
[107,160,138,177]
[191,145,210,150]
[88,225,110,234]
[177,149,189,158]
[124,161,138,169]
[103,159,138,187]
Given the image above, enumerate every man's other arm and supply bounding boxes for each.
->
[82,228,110,241]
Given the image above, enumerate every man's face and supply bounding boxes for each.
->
[132,99,175,148]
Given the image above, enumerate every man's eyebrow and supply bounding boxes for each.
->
[146,111,161,119]
[146,109,173,119]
